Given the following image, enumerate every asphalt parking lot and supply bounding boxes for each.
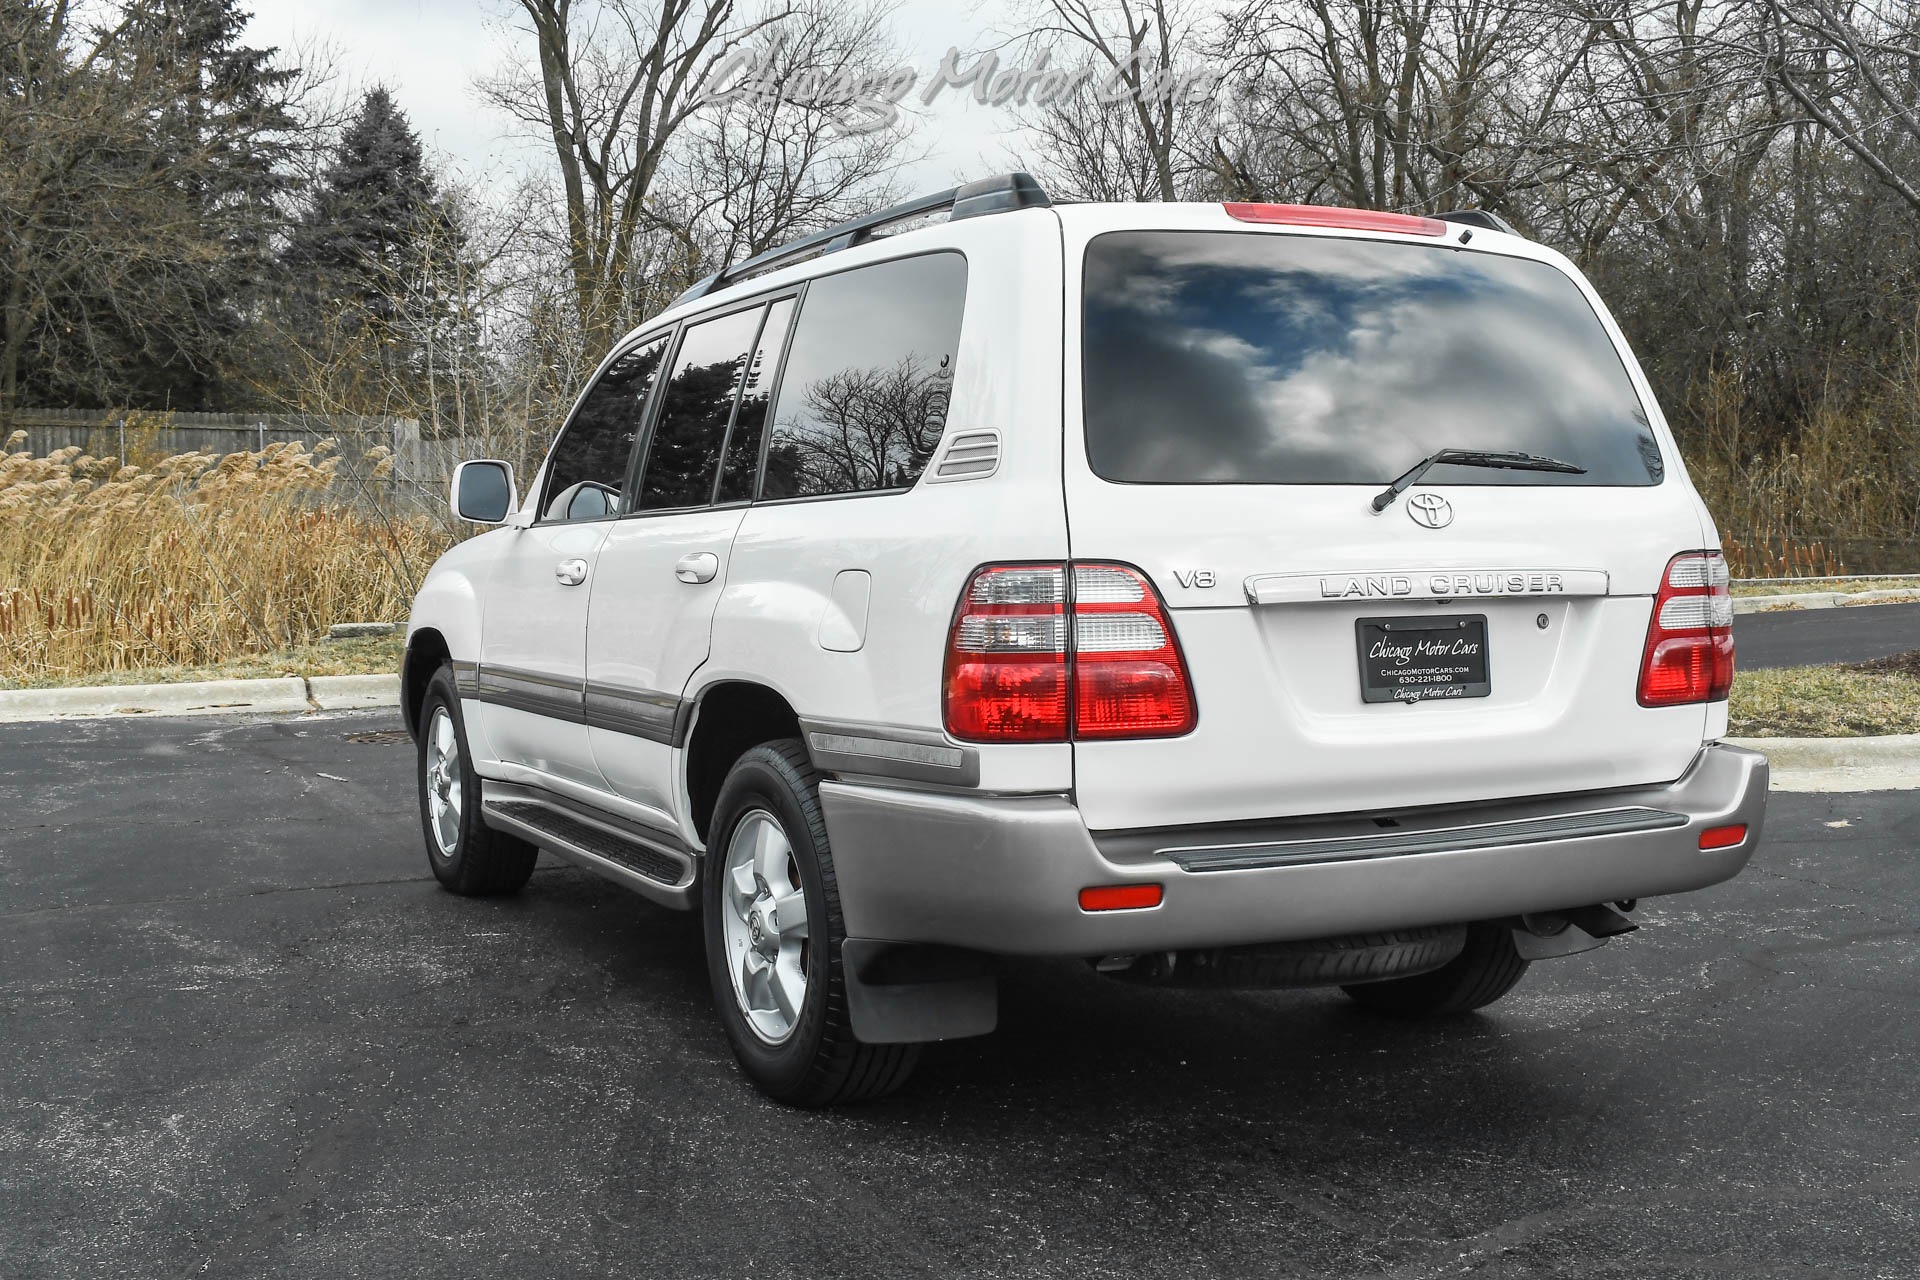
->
[1735,600,1920,670]
[2,711,1916,1279]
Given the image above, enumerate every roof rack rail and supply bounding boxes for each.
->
[1436,209,1518,236]
[670,172,1051,309]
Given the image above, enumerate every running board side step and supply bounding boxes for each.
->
[1159,806,1688,873]
[479,782,698,910]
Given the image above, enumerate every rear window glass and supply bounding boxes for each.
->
[1081,231,1663,487]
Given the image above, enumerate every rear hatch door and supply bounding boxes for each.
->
[1063,211,1710,830]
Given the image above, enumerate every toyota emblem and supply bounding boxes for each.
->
[1406,492,1453,529]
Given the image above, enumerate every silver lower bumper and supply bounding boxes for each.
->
[819,744,1769,956]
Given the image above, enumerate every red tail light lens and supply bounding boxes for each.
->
[943,562,1197,742]
[1638,551,1735,707]
[1223,202,1447,237]
[942,564,1068,742]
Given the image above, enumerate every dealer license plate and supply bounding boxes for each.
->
[1356,614,1491,704]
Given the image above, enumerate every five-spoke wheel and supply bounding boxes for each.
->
[423,705,463,859]
[416,665,536,896]
[720,809,812,1044]
[702,740,919,1105]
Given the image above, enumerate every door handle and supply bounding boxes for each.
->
[674,552,720,584]
[555,557,589,586]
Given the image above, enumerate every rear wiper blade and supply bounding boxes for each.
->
[1369,448,1586,513]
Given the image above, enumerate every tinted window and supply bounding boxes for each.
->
[1082,232,1662,487]
[636,307,761,510]
[542,338,666,520]
[717,297,795,504]
[763,253,966,500]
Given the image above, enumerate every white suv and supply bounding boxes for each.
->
[404,174,1768,1106]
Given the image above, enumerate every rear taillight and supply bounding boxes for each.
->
[1637,551,1735,707]
[943,562,1197,742]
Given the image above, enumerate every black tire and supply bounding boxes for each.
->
[702,740,918,1107]
[1341,921,1530,1016]
[1109,926,1466,988]
[417,665,537,896]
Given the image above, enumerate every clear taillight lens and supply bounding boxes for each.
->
[1638,551,1735,707]
[943,562,1197,742]
[1069,565,1195,739]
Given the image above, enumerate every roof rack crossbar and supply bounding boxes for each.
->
[671,172,1050,309]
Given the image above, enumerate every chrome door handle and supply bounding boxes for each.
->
[674,552,720,584]
[555,558,589,586]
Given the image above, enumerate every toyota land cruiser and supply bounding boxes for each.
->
[403,173,1768,1106]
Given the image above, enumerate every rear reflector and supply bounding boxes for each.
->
[1223,202,1447,237]
[943,562,1197,742]
[1638,551,1735,707]
[1078,884,1164,912]
[1698,824,1748,850]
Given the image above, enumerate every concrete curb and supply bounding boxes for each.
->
[309,674,401,710]
[1724,736,1920,792]
[1734,588,1920,614]
[0,677,315,723]
[0,674,403,722]
[1725,733,1920,767]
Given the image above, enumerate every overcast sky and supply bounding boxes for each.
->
[243,0,1038,196]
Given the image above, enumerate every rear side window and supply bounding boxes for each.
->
[762,253,965,500]
[541,338,666,521]
[1081,232,1663,487]
[637,306,762,510]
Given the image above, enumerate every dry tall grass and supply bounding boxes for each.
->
[1682,358,1920,575]
[0,433,456,683]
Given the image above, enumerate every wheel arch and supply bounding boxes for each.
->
[402,628,453,740]
[684,680,807,844]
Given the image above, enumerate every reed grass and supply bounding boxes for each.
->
[0,433,456,684]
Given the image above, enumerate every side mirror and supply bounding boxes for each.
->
[451,460,516,524]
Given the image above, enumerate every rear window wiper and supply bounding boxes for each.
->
[1370,448,1587,513]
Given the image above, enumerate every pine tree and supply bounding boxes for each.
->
[282,88,475,428]
[291,90,448,317]
[0,0,298,413]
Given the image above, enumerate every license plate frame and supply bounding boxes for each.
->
[1356,613,1491,704]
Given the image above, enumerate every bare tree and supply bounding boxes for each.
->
[1009,0,1222,201]
[1212,0,1596,221]
[665,0,918,264]
[1759,0,1920,214]
[478,0,789,351]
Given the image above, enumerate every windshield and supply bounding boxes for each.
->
[1080,230,1664,487]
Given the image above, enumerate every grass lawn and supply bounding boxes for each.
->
[1732,576,1920,597]
[0,634,403,691]
[1729,652,1920,737]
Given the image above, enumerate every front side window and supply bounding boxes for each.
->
[541,338,666,521]
[1081,231,1662,487]
[636,306,762,511]
[762,253,967,500]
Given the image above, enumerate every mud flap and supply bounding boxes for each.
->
[841,940,997,1044]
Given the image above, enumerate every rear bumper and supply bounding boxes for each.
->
[819,743,1768,956]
